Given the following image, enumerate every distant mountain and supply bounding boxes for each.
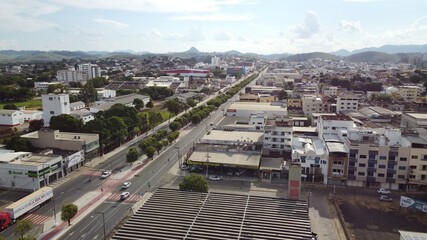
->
[345,51,399,63]
[331,49,352,57]
[332,44,427,56]
[0,50,93,62]
[185,47,201,54]
[287,52,340,61]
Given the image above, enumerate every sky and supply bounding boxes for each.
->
[0,0,427,54]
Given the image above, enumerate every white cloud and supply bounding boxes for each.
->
[52,0,256,13]
[173,14,250,21]
[293,11,320,38]
[212,30,231,41]
[0,0,59,32]
[237,35,247,41]
[338,20,362,32]
[164,33,184,41]
[94,19,128,29]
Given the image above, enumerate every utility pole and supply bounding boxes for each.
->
[95,212,106,240]
[205,153,211,179]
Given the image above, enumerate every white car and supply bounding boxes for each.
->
[100,171,111,179]
[209,175,221,181]
[379,195,393,202]
[377,188,391,194]
[122,182,131,189]
[120,192,130,201]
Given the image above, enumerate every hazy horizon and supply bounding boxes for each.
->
[1,0,427,54]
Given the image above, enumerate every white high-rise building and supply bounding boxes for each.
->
[42,94,70,127]
[211,56,220,66]
[78,63,101,79]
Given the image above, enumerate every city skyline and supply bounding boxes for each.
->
[1,0,427,54]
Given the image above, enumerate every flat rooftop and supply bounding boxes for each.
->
[228,102,286,112]
[0,152,60,165]
[188,150,261,168]
[202,130,264,143]
[22,130,98,142]
[112,188,312,240]
[405,112,427,120]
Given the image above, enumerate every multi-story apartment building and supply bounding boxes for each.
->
[302,95,323,115]
[56,70,88,82]
[264,117,294,154]
[317,115,355,137]
[398,86,422,101]
[292,137,329,184]
[322,86,339,97]
[401,130,427,191]
[336,95,359,113]
[42,94,70,127]
[78,63,101,80]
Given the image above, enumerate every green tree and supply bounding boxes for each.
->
[80,82,97,104]
[186,98,197,108]
[49,114,83,132]
[145,146,156,159]
[146,100,154,108]
[69,94,80,103]
[278,90,288,100]
[107,116,128,142]
[126,147,140,163]
[133,98,145,110]
[28,119,44,132]
[5,137,32,152]
[47,84,69,94]
[3,103,17,109]
[15,219,32,240]
[169,121,181,132]
[154,141,163,154]
[165,99,182,115]
[179,173,208,193]
[61,204,78,226]
[167,131,180,143]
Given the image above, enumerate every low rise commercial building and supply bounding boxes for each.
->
[0,110,24,126]
[0,152,64,190]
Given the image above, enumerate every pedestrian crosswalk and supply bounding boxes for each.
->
[106,193,142,202]
[23,214,51,225]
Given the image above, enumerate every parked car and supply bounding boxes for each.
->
[377,188,391,194]
[100,171,111,179]
[181,165,190,170]
[379,195,393,202]
[190,166,204,173]
[122,182,131,189]
[235,169,246,177]
[120,192,130,201]
[209,175,221,181]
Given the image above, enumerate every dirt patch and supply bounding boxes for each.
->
[337,197,427,240]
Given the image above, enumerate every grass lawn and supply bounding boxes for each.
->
[0,99,42,110]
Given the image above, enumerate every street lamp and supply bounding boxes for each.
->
[174,146,182,167]
[93,212,106,240]
[205,153,211,179]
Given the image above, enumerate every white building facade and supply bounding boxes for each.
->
[336,95,359,113]
[42,94,70,127]
[302,95,323,116]
[0,110,24,126]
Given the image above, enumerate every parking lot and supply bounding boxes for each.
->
[333,189,427,240]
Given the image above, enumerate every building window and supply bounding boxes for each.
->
[359,163,366,167]
[399,157,407,161]
[389,156,396,161]
[378,164,385,169]
[398,166,406,170]
[378,173,385,177]
[411,155,418,159]
[360,155,366,159]
[397,175,405,179]
[50,111,54,114]
[49,97,53,100]
[358,172,365,176]
[379,156,387,160]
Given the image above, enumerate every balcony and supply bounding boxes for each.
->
[348,166,357,171]
[367,167,376,173]
[387,168,396,174]
[349,157,357,163]
[368,159,377,164]
[388,160,397,165]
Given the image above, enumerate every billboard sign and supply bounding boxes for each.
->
[400,196,427,213]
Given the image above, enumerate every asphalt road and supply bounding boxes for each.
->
[60,99,231,239]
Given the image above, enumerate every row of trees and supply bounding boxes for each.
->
[0,86,34,102]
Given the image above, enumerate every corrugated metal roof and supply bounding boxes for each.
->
[112,188,313,240]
